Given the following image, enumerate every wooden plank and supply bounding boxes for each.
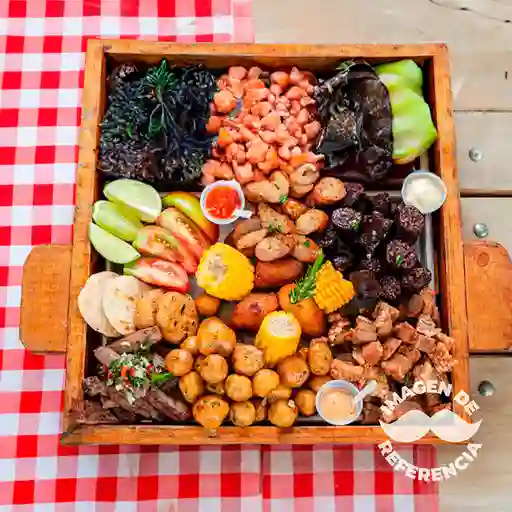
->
[456,112,512,193]
[61,425,450,446]
[64,39,106,431]
[20,245,71,353]
[464,241,512,352]
[429,46,470,422]
[461,198,512,256]
[253,0,512,111]
[439,357,512,511]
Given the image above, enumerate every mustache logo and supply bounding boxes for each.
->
[380,409,482,443]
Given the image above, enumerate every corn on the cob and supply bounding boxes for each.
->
[255,311,301,366]
[314,261,355,313]
[196,243,254,300]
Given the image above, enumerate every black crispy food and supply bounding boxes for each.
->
[342,183,365,208]
[317,228,339,250]
[359,211,393,254]
[386,240,418,270]
[332,250,354,272]
[372,193,392,217]
[350,270,382,310]
[98,60,216,188]
[359,257,383,277]
[401,267,432,292]
[395,203,425,243]
[379,275,402,302]
[314,60,393,182]
[331,207,362,237]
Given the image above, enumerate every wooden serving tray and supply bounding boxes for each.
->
[20,41,475,445]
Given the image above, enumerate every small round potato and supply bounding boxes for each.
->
[308,338,333,376]
[180,335,200,357]
[277,356,310,388]
[225,374,253,402]
[295,389,316,416]
[195,292,221,317]
[252,398,267,422]
[268,399,299,427]
[197,354,228,384]
[229,401,256,426]
[193,394,229,429]
[165,349,194,376]
[179,371,204,403]
[252,369,280,398]
[267,385,292,403]
[308,375,332,393]
[232,344,264,377]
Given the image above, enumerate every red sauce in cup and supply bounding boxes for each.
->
[205,186,241,219]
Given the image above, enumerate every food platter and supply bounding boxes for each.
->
[20,41,473,445]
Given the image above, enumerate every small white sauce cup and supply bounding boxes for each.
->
[401,170,447,214]
[316,379,363,426]
[200,180,251,225]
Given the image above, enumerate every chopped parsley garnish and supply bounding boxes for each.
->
[267,223,284,234]
[396,254,404,265]
[102,351,171,403]
[304,240,311,247]
[279,195,288,204]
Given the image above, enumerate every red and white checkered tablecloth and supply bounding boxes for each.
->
[0,1,439,510]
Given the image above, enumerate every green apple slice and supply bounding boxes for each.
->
[89,223,140,264]
[92,200,143,242]
[103,179,162,223]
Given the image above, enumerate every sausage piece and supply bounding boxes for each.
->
[255,234,295,262]
[258,203,295,234]
[281,198,309,221]
[254,259,305,289]
[292,236,320,263]
[295,209,329,235]
[236,229,268,251]
[308,177,346,206]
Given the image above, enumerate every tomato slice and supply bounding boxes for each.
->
[156,207,211,261]
[133,226,197,275]
[124,258,190,293]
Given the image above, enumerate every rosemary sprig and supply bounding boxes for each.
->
[289,250,324,304]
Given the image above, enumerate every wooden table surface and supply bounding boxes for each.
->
[253,1,512,509]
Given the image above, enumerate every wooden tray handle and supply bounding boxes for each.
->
[20,244,72,353]
[464,241,512,352]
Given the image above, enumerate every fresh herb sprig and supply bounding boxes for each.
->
[289,250,324,304]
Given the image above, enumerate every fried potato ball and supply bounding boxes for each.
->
[277,355,310,388]
[193,395,229,429]
[225,374,253,402]
[164,349,194,376]
[268,399,298,427]
[252,369,280,398]
[229,401,256,426]
[179,371,204,403]
[232,344,264,376]
[295,389,316,416]
[197,354,228,384]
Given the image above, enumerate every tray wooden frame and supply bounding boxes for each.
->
[45,40,470,445]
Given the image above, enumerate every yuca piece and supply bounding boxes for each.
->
[78,271,120,337]
[102,275,150,336]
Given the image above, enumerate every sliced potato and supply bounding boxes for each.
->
[102,275,150,336]
[78,271,120,337]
